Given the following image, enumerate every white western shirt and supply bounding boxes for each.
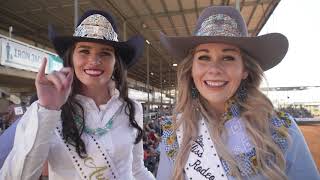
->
[0,90,155,180]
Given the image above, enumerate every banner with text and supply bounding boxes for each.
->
[0,37,63,73]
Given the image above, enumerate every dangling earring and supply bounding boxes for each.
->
[191,85,199,99]
[236,80,247,102]
[191,83,200,111]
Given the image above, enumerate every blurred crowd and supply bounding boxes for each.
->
[143,118,161,176]
[278,105,313,118]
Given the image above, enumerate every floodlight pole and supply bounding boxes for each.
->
[236,0,240,11]
[74,0,79,30]
[147,44,150,120]
[123,21,127,41]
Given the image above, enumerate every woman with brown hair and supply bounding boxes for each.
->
[157,6,319,180]
[0,10,155,180]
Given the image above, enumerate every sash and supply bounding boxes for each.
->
[55,125,119,180]
[176,118,228,180]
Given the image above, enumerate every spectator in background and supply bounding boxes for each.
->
[0,117,3,133]
[0,94,38,169]
[2,104,15,129]
[143,119,161,176]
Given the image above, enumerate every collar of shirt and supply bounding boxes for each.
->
[73,89,123,130]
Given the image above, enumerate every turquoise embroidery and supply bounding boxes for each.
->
[75,115,114,136]
[75,105,123,137]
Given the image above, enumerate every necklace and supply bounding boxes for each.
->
[75,105,123,136]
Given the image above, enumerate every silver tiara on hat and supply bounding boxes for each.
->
[196,14,241,37]
[73,14,118,42]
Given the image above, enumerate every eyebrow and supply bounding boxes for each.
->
[101,47,114,52]
[77,45,91,49]
[194,47,239,54]
[194,49,209,54]
[222,48,239,53]
[77,45,114,52]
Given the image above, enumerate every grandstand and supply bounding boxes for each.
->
[0,0,319,175]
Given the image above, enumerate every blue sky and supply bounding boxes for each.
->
[260,0,320,88]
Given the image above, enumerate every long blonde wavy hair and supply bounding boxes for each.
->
[172,49,290,180]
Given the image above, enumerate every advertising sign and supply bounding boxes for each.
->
[0,37,63,73]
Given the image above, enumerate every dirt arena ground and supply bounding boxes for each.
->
[299,124,320,171]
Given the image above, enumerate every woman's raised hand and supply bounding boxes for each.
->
[35,58,74,110]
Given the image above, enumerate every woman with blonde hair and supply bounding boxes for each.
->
[157,6,319,180]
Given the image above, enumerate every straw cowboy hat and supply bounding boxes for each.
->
[160,6,289,71]
[49,10,144,68]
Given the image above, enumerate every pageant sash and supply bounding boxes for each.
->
[176,118,228,180]
[55,125,119,180]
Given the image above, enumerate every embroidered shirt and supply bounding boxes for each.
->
[157,113,320,180]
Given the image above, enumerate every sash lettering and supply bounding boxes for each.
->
[191,135,205,158]
[84,157,109,180]
[177,118,227,180]
[189,160,215,180]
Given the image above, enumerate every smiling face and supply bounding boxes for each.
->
[192,43,248,113]
[72,42,116,91]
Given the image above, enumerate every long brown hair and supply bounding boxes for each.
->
[60,43,143,158]
[172,49,289,179]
